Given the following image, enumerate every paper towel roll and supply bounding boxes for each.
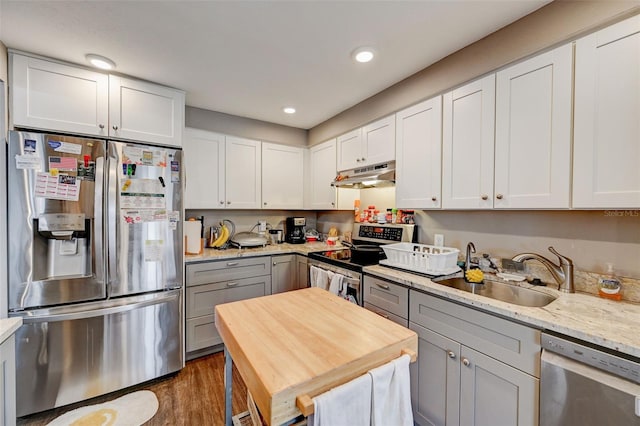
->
[184,221,202,254]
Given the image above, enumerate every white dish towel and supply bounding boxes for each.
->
[310,266,331,290]
[368,353,413,426]
[328,273,344,297]
[308,373,372,426]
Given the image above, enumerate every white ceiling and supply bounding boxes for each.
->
[0,1,550,129]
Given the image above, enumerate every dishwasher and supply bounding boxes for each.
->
[541,332,640,425]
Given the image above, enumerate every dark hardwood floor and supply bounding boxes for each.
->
[17,351,248,426]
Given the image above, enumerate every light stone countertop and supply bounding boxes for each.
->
[0,318,22,344]
[363,264,640,359]
[184,242,342,263]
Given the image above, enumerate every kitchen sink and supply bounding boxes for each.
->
[432,277,557,307]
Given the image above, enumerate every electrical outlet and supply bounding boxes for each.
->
[258,220,267,232]
[434,233,444,247]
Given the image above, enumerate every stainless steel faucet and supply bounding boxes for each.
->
[465,242,476,272]
[512,247,574,293]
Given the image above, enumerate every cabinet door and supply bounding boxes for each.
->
[0,336,16,426]
[272,255,298,294]
[361,114,395,166]
[262,142,304,209]
[443,75,495,209]
[495,44,572,208]
[297,255,309,288]
[225,136,262,209]
[459,346,539,426]
[395,96,442,209]
[309,139,337,209]
[109,75,185,147]
[10,54,109,136]
[410,322,461,426]
[573,15,640,208]
[337,128,363,171]
[183,128,225,209]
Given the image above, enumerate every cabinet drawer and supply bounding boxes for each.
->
[364,276,408,319]
[186,276,272,318]
[186,257,271,286]
[410,290,541,377]
[364,302,408,328]
[186,315,221,352]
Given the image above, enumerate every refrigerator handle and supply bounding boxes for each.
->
[106,147,119,289]
[15,289,181,323]
[93,156,105,285]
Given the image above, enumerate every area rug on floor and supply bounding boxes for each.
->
[46,390,159,426]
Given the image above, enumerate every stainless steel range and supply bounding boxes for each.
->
[308,223,416,305]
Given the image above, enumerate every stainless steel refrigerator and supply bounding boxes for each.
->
[7,130,184,416]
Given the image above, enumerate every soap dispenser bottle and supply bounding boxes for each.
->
[598,263,622,301]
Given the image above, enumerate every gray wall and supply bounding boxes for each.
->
[308,1,640,145]
[186,106,307,147]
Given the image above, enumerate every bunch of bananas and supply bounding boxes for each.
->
[210,222,231,248]
[465,268,484,283]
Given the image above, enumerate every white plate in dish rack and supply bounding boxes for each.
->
[379,259,461,277]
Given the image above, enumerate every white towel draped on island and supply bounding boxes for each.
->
[308,354,413,426]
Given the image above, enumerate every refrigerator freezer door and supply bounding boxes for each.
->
[7,131,107,310]
[13,289,183,416]
[107,141,183,297]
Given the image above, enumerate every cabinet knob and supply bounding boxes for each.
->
[226,282,238,287]
[356,158,361,162]
[227,201,231,205]
[481,194,488,200]
[496,194,504,200]
[112,125,119,131]
[331,202,335,206]
[462,357,471,367]
[273,262,276,266]
[219,201,224,205]
[361,157,366,162]
[99,124,105,129]
[264,202,267,206]
[431,196,437,202]
[447,350,456,359]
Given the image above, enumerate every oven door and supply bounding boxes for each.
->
[307,259,362,306]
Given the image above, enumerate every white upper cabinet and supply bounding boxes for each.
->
[337,115,395,171]
[10,52,185,147]
[309,139,338,209]
[442,75,496,209]
[183,128,226,209]
[395,96,442,209]
[109,75,185,147]
[494,43,573,209]
[573,15,640,208]
[225,136,262,209]
[262,142,304,209]
[10,54,109,136]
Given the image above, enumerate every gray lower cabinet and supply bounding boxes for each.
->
[363,275,409,327]
[297,255,309,288]
[185,257,271,358]
[410,290,540,426]
[272,254,299,294]
[0,335,16,426]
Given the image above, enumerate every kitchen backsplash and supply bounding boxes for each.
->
[186,210,318,235]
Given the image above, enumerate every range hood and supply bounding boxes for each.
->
[332,161,395,189]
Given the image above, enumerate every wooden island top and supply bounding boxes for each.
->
[215,287,418,425]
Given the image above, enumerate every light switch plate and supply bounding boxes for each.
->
[434,233,444,247]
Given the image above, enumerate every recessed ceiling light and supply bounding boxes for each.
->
[85,54,116,70]
[283,107,296,114]
[352,47,375,63]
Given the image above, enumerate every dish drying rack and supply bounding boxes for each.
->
[381,243,461,276]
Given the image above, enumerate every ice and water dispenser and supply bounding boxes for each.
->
[35,213,92,279]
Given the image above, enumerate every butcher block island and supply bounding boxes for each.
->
[215,287,418,425]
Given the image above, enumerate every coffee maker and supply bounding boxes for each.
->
[285,217,306,244]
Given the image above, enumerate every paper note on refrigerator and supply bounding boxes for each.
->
[144,240,164,262]
[34,172,80,201]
